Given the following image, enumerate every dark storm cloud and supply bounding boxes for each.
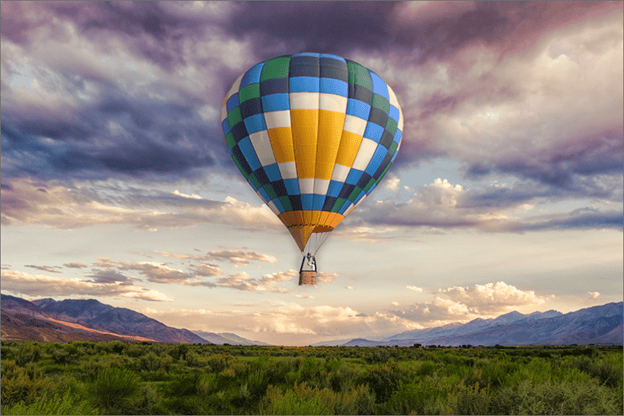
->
[224,2,397,59]
[1,1,622,233]
[2,2,221,72]
[462,130,623,193]
[1,85,223,181]
[1,2,239,184]
[520,209,623,232]
[224,2,619,63]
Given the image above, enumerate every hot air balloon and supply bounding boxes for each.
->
[221,53,403,285]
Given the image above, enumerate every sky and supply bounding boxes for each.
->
[1,1,622,346]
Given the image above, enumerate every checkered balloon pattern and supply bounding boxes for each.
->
[221,53,403,252]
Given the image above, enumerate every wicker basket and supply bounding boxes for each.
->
[299,270,317,285]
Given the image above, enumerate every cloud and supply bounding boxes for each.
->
[1,3,244,183]
[317,272,339,285]
[438,281,547,314]
[345,286,354,290]
[188,264,222,277]
[205,270,297,293]
[407,286,423,292]
[2,2,621,239]
[1,178,281,231]
[295,294,316,300]
[154,249,278,266]
[588,291,600,300]
[144,302,421,344]
[1,269,173,301]
[389,281,548,326]
[25,265,62,273]
[63,262,87,269]
[350,178,623,233]
[204,250,279,265]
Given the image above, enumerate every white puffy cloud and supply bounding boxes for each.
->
[1,269,173,302]
[407,286,423,292]
[588,291,600,300]
[390,281,548,326]
[438,281,547,314]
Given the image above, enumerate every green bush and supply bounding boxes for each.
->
[92,367,139,411]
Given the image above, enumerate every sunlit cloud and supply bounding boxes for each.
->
[438,281,547,314]
[389,281,548,326]
[1,269,173,302]
[588,291,601,300]
[407,286,423,292]
[143,302,422,343]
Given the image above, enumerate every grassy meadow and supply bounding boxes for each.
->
[1,340,622,415]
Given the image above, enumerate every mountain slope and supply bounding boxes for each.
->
[1,294,156,343]
[31,298,211,344]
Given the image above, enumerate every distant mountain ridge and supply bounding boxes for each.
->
[385,309,563,342]
[30,297,211,344]
[192,330,271,346]
[342,302,622,347]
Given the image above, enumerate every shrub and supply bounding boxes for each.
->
[364,362,406,403]
[448,382,492,415]
[16,344,41,367]
[207,353,230,373]
[167,373,200,396]
[1,391,98,415]
[262,382,333,415]
[388,381,442,414]
[491,379,622,415]
[92,367,139,411]
[417,360,437,377]
[335,384,376,415]
[596,362,623,388]
[1,365,49,407]
[130,384,161,415]
[169,343,189,361]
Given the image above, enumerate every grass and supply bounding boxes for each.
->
[1,341,622,415]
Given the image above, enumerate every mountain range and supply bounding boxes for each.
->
[341,302,622,347]
[1,294,261,345]
[2,293,622,346]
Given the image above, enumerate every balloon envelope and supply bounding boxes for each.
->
[221,53,403,252]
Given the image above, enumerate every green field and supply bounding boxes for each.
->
[1,341,622,415]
